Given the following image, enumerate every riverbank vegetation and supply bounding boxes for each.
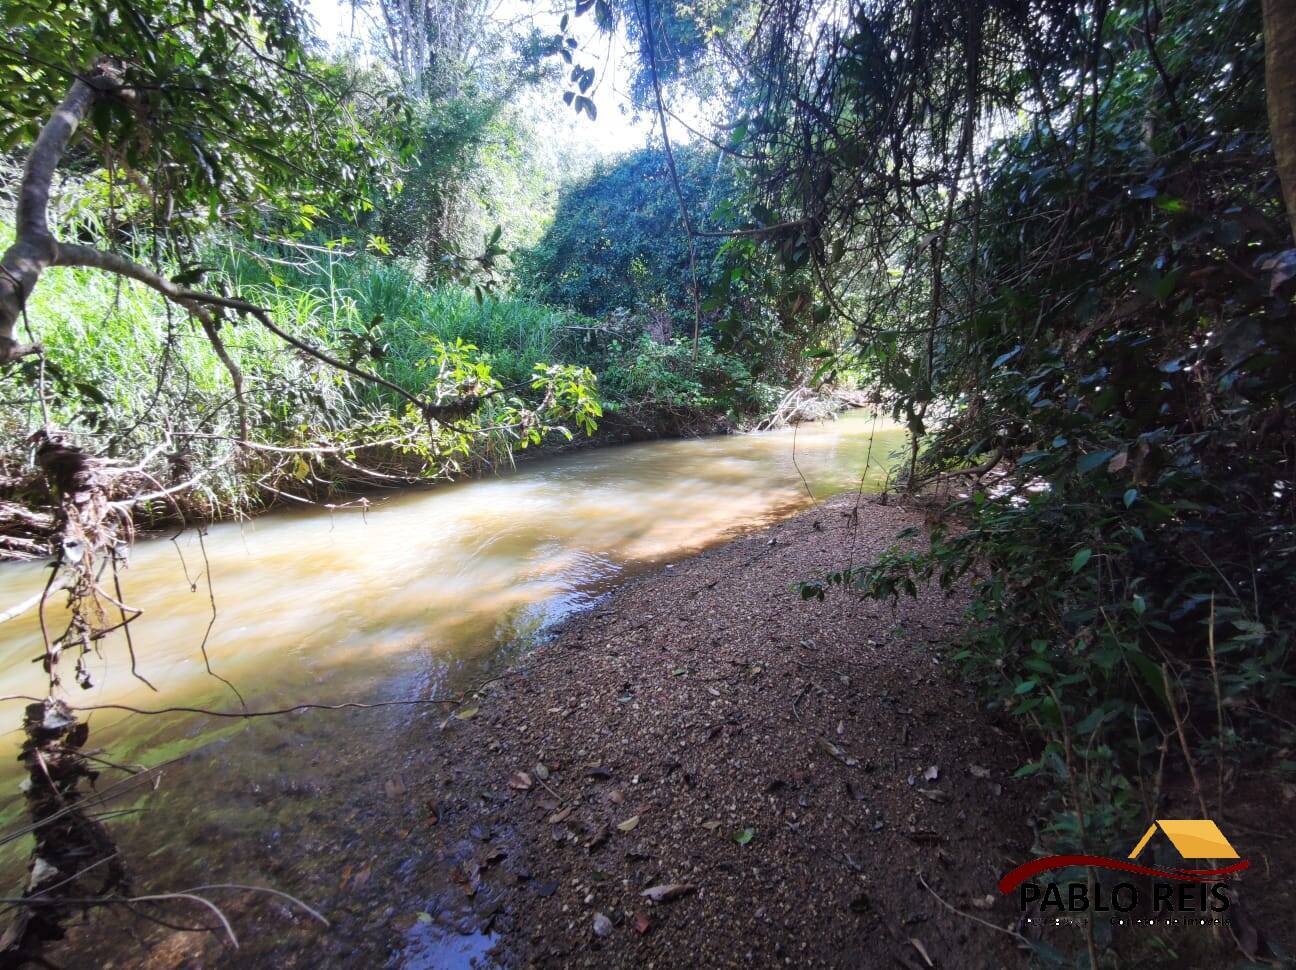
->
[0,0,1294,963]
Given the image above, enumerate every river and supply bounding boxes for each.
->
[0,412,905,965]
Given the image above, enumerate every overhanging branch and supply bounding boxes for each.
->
[1,66,473,429]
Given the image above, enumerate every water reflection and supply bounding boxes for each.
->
[0,414,904,726]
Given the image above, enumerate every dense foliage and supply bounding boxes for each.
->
[520,146,734,318]
[2,3,1293,940]
[611,0,1296,885]
[0,0,409,236]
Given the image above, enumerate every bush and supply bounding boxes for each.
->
[598,335,781,423]
[803,0,1296,861]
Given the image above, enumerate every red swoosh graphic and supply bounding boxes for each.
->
[998,855,1250,894]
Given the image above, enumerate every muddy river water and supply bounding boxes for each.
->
[0,413,905,965]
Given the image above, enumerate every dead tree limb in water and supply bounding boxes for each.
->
[0,699,129,966]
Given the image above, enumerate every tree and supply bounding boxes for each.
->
[575,0,1295,923]
[520,145,732,319]
[0,4,599,954]
[1263,0,1296,243]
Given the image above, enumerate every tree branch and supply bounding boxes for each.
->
[0,65,476,432]
[641,0,703,361]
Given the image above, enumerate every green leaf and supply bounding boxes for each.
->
[1071,548,1092,573]
[1123,488,1138,508]
[1077,450,1116,474]
[733,827,755,845]
[1126,651,1167,705]
[1013,760,1044,778]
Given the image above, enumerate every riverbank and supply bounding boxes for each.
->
[422,492,1039,967]
[30,477,1289,967]
[0,394,869,562]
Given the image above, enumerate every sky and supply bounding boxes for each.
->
[304,0,657,157]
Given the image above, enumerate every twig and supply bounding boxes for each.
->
[0,696,464,719]
[917,873,1030,944]
[111,555,156,691]
[127,892,239,947]
[1207,594,1225,818]
[195,528,245,710]
[1162,663,1211,821]
[0,575,71,626]
[178,884,329,927]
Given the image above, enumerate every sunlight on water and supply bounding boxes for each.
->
[0,413,906,757]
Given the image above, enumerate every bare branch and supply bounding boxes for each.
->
[0,62,129,362]
[0,576,70,627]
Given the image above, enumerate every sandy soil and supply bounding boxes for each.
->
[426,493,1041,968]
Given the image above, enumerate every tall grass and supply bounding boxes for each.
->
[0,231,593,518]
[220,244,580,393]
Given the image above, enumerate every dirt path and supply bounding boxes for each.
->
[425,494,1039,967]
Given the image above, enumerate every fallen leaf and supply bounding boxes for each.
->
[454,705,479,720]
[733,827,756,845]
[817,737,845,759]
[968,764,991,779]
[510,771,533,791]
[416,911,433,923]
[917,788,949,803]
[617,815,640,833]
[592,912,613,938]
[533,763,550,781]
[970,894,996,911]
[607,789,625,804]
[641,883,695,904]
[909,938,934,968]
[585,824,610,850]
[922,765,939,782]
[585,766,612,780]
[633,910,651,935]
[701,819,722,831]
[385,778,406,799]
[816,736,858,767]
[548,806,573,824]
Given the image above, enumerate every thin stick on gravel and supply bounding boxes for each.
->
[917,873,1030,945]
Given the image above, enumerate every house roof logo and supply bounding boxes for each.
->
[1127,819,1240,861]
[999,818,1249,894]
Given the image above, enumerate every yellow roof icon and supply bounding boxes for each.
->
[1128,819,1240,860]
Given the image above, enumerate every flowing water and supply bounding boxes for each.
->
[0,412,906,964]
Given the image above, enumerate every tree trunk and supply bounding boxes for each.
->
[1264,0,1296,244]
